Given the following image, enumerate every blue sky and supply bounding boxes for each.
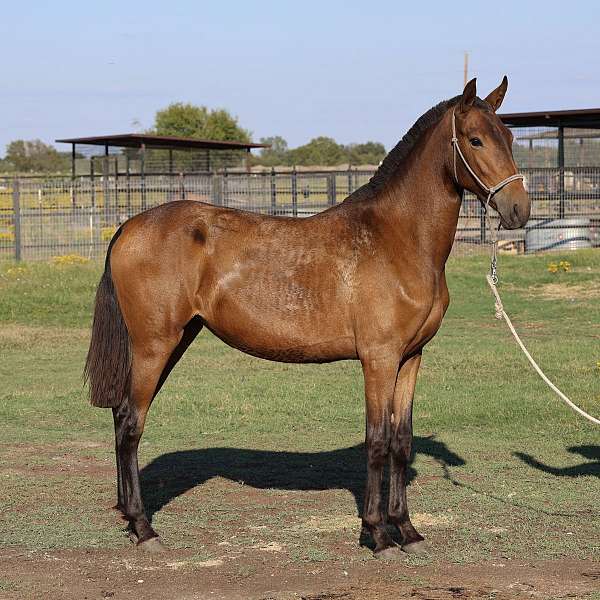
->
[1,1,598,154]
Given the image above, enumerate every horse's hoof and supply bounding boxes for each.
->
[374,546,406,561]
[137,537,167,553]
[401,540,429,555]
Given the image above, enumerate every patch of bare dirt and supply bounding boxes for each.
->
[0,548,597,600]
[0,442,112,478]
[0,323,89,346]
[530,281,600,301]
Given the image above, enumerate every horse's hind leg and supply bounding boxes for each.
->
[115,319,203,550]
[388,352,427,554]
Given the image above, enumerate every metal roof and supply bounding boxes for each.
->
[515,128,600,140]
[499,108,600,129]
[55,133,269,151]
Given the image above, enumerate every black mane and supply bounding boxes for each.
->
[347,95,489,202]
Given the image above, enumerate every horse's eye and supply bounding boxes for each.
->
[470,137,483,147]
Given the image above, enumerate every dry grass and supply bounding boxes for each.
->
[529,281,600,300]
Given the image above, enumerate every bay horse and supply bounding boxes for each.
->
[85,77,530,558]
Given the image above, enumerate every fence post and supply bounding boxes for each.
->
[291,168,298,216]
[223,168,228,207]
[212,173,222,206]
[12,178,21,261]
[270,167,277,215]
[179,172,186,200]
[140,147,147,211]
[328,173,337,206]
[347,166,353,195]
[90,158,96,207]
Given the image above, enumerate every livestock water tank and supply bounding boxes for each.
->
[525,218,592,254]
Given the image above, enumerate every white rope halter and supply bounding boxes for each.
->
[451,109,525,208]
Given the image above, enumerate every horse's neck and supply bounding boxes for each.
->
[373,112,462,271]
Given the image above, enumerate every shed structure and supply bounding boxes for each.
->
[55,133,269,178]
[499,108,600,219]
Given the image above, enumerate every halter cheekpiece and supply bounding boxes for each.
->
[451,109,524,209]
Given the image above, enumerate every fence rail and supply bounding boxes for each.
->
[1,168,599,260]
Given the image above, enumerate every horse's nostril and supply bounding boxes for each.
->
[513,203,520,219]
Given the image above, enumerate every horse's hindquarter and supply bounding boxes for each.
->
[193,206,358,362]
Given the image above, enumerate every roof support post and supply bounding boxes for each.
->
[140,144,146,211]
[169,149,174,198]
[126,154,131,218]
[71,143,77,207]
[558,125,565,218]
[103,144,110,225]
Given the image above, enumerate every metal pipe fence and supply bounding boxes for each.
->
[1,167,599,261]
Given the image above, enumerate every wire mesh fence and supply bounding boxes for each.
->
[1,167,599,261]
[512,127,600,168]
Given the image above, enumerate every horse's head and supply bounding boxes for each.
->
[452,77,530,230]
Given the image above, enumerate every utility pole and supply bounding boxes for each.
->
[463,51,469,87]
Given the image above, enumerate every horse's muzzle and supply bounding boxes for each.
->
[495,187,531,230]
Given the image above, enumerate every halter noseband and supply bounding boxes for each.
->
[451,109,524,210]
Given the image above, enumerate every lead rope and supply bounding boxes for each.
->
[485,218,600,426]
[451,109,599,426]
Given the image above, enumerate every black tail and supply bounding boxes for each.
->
[84,230,131,408]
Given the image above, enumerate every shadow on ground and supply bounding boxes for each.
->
[140,436,465,522]
[514,445,600,478]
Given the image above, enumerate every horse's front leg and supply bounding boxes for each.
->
[360,348,403,558]
[388,351,427,554]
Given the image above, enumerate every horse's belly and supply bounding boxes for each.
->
[208,326,357,363]
[200,286,357,363]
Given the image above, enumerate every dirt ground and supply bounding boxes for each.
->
[1,433,598,599]
[1,545,598,600]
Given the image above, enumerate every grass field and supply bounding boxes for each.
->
[0,249,599,599]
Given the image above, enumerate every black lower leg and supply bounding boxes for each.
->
[112,407,125,511]
[362,417,394,552]
[114,401,157,542]
[389,430,423,545]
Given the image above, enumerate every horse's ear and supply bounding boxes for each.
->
[484,76,508,112]
[459,78,477,113]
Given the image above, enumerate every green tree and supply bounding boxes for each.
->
[3,140,71,173]
[287,136,347,166]
[346,141,386,165]
[153,102,250,142]
[255,136,288,167]
[204,109,251,142]
[251,136,386,167]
